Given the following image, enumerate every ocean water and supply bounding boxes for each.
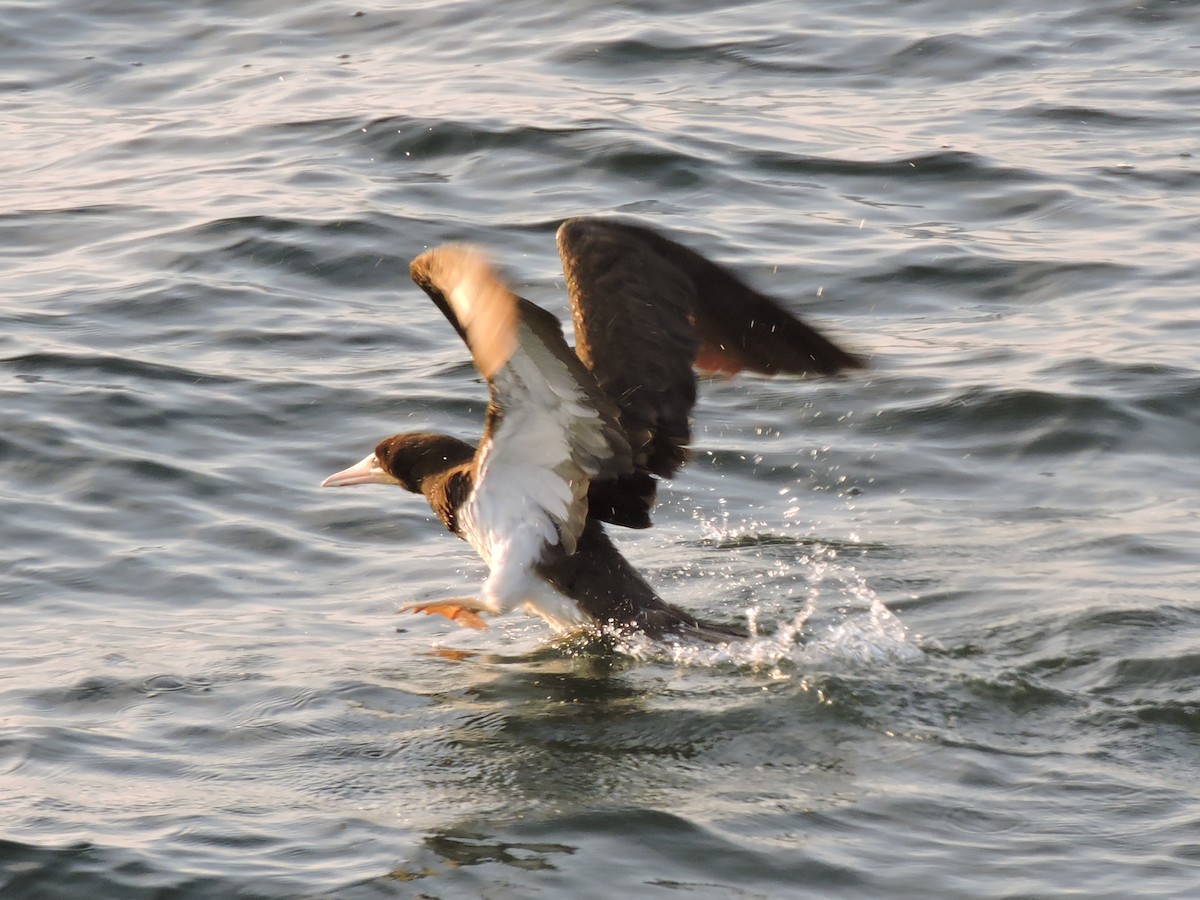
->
[3,0,1200,896]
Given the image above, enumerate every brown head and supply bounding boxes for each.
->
[320,432,476,494]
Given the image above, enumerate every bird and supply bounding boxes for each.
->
[321,217,863,641]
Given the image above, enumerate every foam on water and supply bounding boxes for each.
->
[614,505,922,671]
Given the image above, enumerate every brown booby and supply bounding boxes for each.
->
[321,218,863,640]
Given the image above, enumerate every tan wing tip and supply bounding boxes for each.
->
[410,242,484,295]
[410,243,520,381]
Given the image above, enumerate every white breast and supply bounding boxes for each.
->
[458,329,610,622]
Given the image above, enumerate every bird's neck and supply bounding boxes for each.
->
[423,464,475,536]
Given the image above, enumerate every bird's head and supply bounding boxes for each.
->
[320,432,476,494]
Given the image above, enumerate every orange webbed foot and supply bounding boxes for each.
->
[399,600,489,630]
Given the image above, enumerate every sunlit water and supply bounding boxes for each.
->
[3,0,1200,897]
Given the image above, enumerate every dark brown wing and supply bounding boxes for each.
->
[556,219,698,481]
[556,217,863,482]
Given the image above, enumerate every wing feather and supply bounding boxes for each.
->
[409,244,632,574]
[556,219,698,479]
[411,244,519,380]
[557,217,863,481]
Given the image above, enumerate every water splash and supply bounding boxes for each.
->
[615,509,922,672]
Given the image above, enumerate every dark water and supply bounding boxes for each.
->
[4,0,1200,896]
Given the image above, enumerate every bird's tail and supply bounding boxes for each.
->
[630,602,749,644]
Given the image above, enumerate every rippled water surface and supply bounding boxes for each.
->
[4,1,1200,897]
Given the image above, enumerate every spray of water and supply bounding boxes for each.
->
[611,502,921,671]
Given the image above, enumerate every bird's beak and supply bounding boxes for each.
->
[320,453,397,488]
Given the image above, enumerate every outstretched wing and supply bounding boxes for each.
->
[556,217,864,481]
[410,244,631,561]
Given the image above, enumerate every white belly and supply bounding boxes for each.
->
[459,499,591,632]
[518,579,593,633]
